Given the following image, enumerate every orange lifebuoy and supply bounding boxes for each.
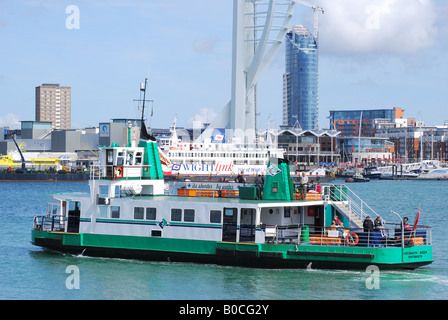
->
[345,232,359,246]
[115,166,123,179]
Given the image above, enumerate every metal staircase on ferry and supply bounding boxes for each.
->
[327,185,383,229]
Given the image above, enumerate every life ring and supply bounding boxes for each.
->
[115,166,123,179]
[345,232,359,246]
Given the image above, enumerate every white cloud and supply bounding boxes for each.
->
[189,108,217,127]
[0,113,21,129]
[318,0,438,55]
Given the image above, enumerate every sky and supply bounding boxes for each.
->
[0,0,447,131]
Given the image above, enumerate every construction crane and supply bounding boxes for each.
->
[294,0,325,42]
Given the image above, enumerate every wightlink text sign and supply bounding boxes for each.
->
[170,162,265,175]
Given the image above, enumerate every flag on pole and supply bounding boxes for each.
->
[140,121,156,141]
[413,205,420,230]
[412,205,421,237]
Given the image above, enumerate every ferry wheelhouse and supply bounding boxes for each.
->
[31,130,433,270]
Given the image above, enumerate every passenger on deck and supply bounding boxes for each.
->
[235,172,246,184]
[333,217,344,236]
[329,220,337,231]
[374,216,383,229]
[299,172,308,200]
[363,216,374,232]
[308,180,315,191]
[254,174,264,188]
[374,216,387,238]
[402,217,412,237]
[403,217,412,230]
[254,174,264,199]
[334,216,342,227]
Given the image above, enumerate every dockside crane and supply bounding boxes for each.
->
[294,0,325,42]
[10,134,26,171]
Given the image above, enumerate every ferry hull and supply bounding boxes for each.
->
[31,230,433,270]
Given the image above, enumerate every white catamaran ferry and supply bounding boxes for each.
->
[31,125,433,269]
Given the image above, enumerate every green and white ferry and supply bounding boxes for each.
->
[31,127,433,270]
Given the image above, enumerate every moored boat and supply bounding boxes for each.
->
[345,172,370,183]
[363,167,382,180]
[31,125,433,270]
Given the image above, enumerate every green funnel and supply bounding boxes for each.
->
[262,158,294,201]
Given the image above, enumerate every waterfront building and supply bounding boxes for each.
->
[20,121,52,139]
[376,126,448,162]
[337,137,394,164]
[329,107,415,137]
[35,84,71,130]
[283,25,319,131]
[51,128,98,153]
[277,128,339,165]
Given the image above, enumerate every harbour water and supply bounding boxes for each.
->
[1,180,447,300]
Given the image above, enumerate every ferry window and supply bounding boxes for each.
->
[68,201,81,214]
[114,186,120,198]
[134,207,144,220]
[210,210,221,223]
[146,207,157,220]
[47,204,52,215]
[117,154,124,166]
[52,205,59,216]
[135,152,142,165]
[171,208,182,222]
[284,207,291,218]
[126,151,134,165]
[111,206,120,219]
[107,151,113,164]
[184,209,195,222]
[100,185,109,198]
[99,206,108,218]
[225,208,236,216]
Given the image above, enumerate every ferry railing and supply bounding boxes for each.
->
[176,184,325,200]
[326,184,383,227]
[262,224,432,248]
[33,216,44,231]
[33,215,65,232]
[262,225,300,244]
[90,164,152,180]
[175,183,243,198]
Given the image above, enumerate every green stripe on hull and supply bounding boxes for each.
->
[32,230,433,267]
[32,230,217,255]
[81,233,217,255]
